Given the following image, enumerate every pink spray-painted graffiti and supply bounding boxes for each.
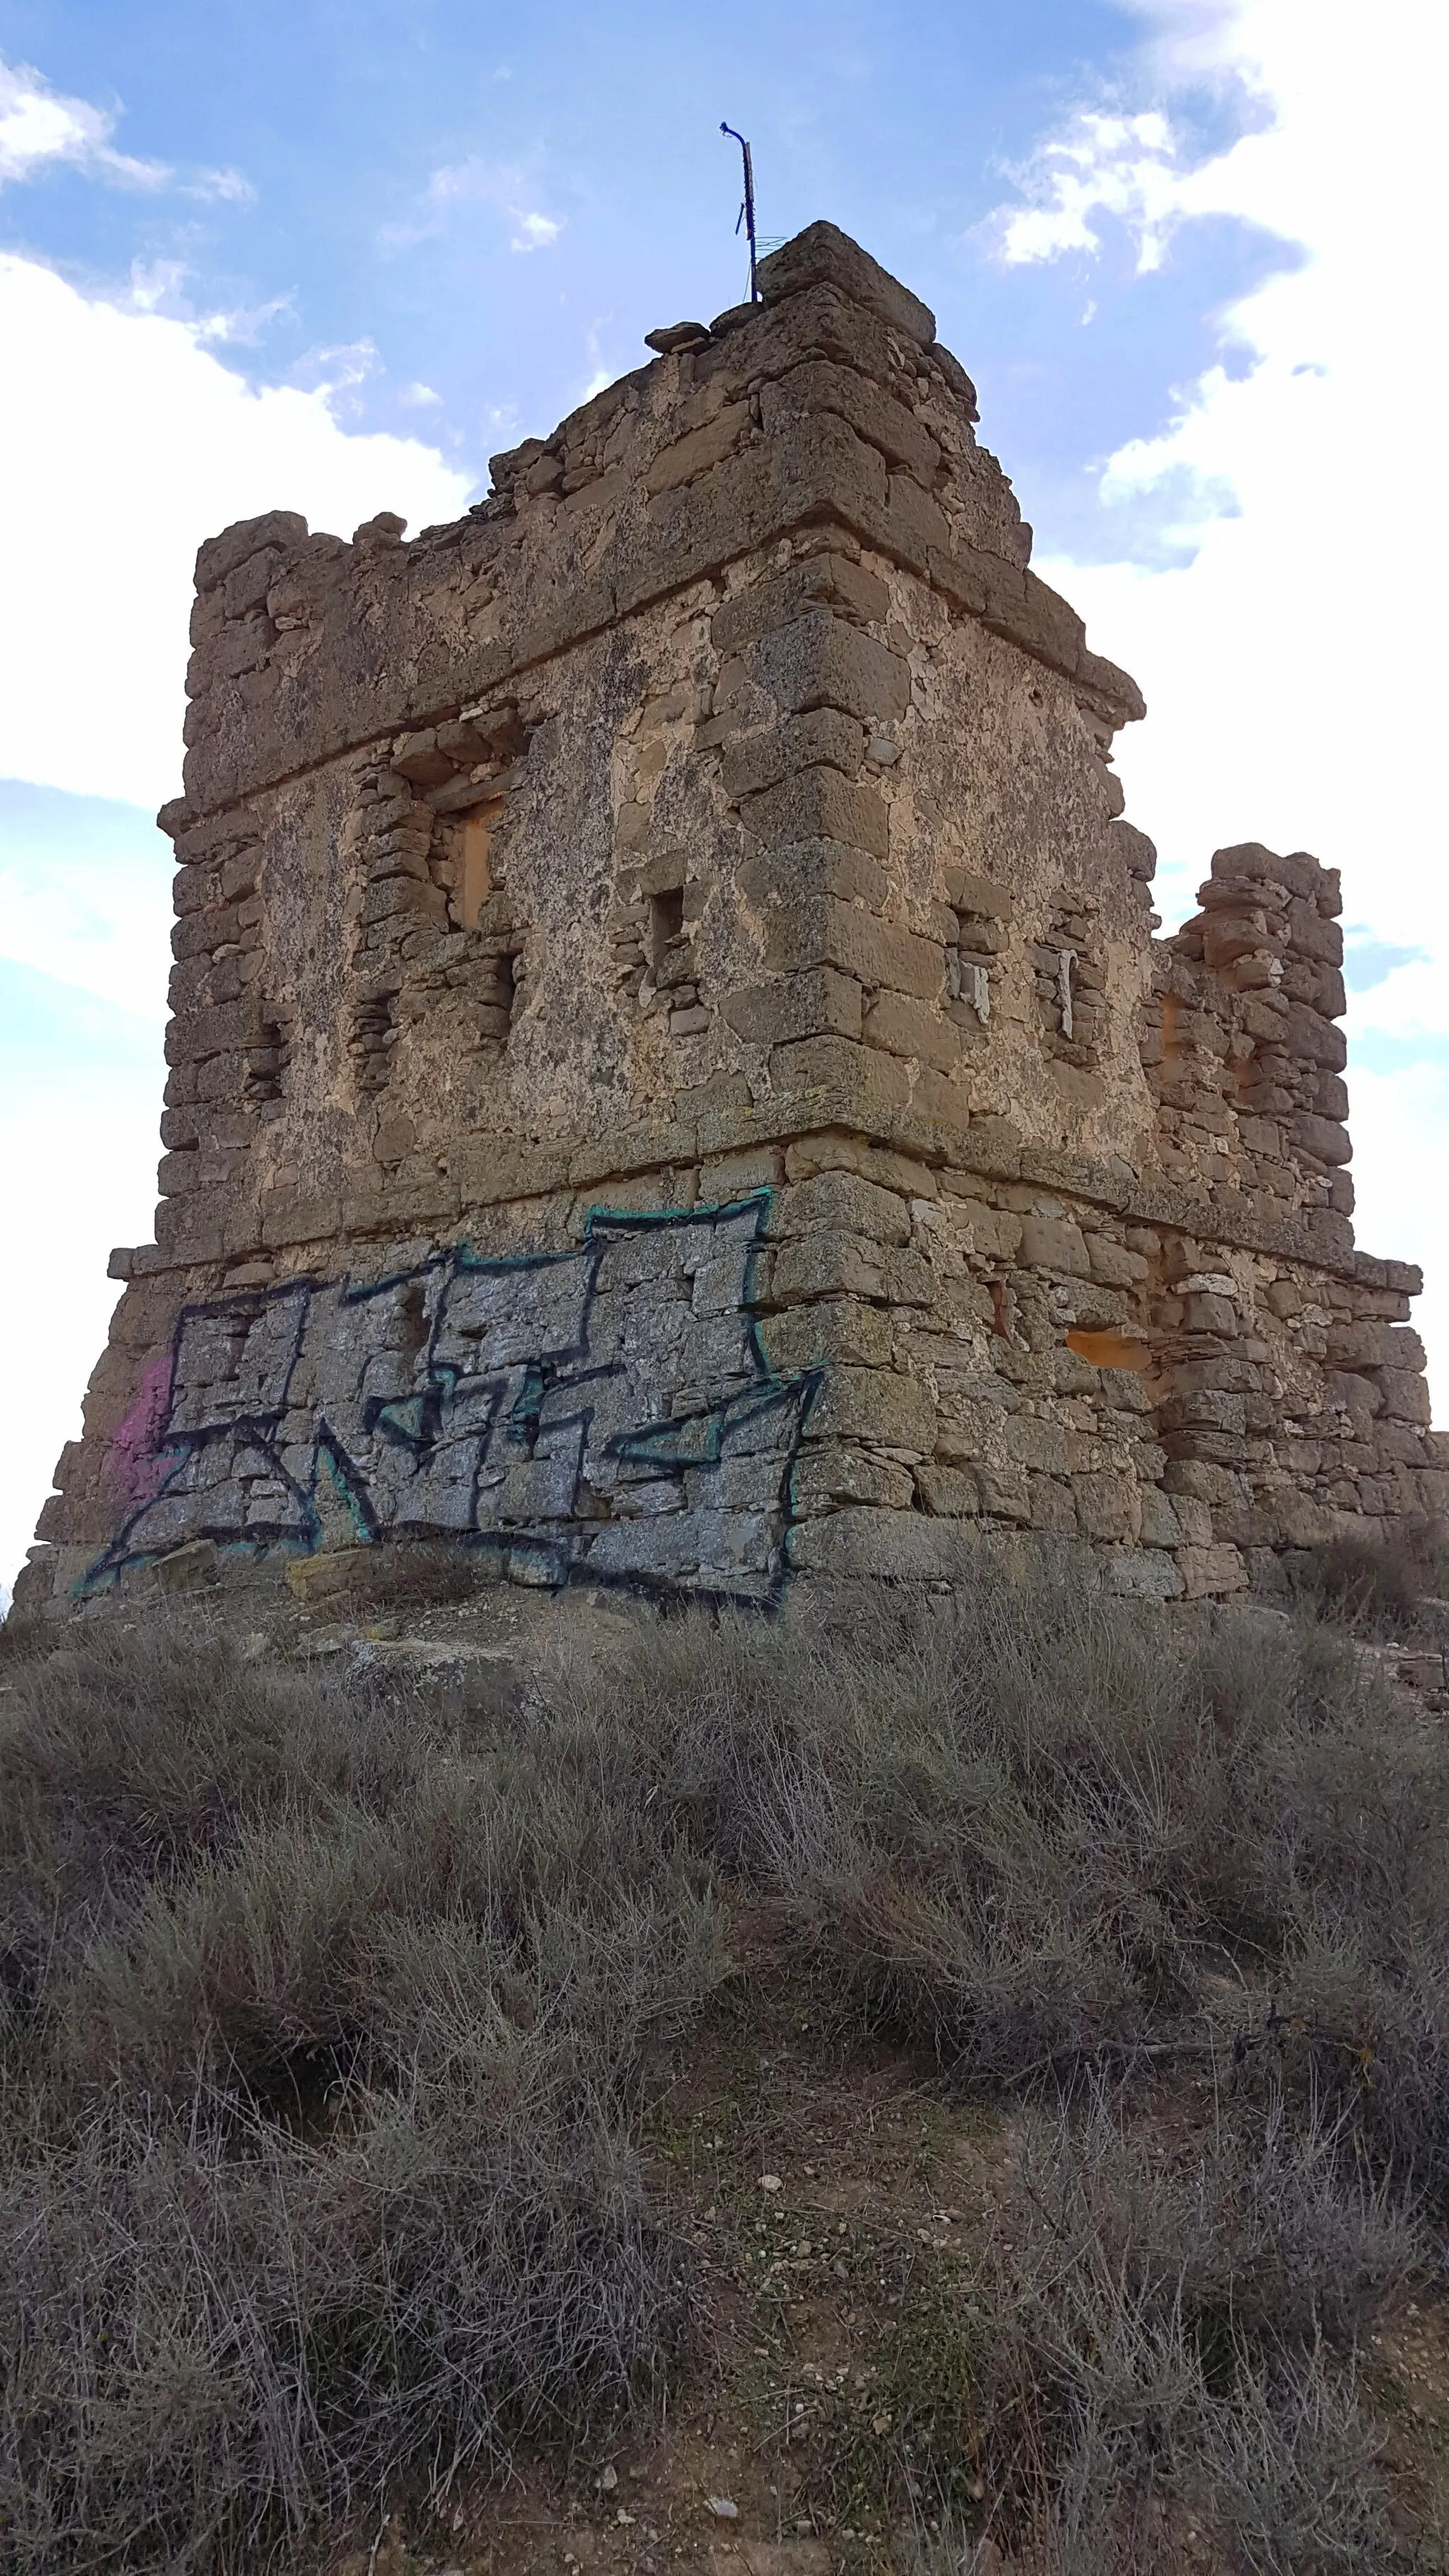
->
[108,1356,174,1506]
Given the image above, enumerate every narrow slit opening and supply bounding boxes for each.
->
[458,810,494,929]
[649,886,686,971]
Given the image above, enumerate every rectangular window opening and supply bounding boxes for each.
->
[945,906,995,1027]
[649,886,686,971]
[350,992,396,1096]
[1036,898,1104,1068]
[485,945,521,1038]
[247,1013,291,1106]
[458,811,493,929]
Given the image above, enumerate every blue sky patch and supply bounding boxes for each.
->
[0,954,161,1085]
[0,0,1293,565]
[1349,1028,1449,1078]
[1342,930,1430,993]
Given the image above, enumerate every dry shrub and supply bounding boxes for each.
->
[962,2098,1412,2572]
[857,2094,1409,2573]
[343,1540,483,1615]
[1289,1515,1449,1637]
[0,1620,713,2569]
[564,1568,1449,2183]
[1,1562,1445,2569]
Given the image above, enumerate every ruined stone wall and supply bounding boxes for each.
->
[18,223,1445,1620]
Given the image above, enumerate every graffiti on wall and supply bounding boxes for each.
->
[89,1192,821,1601]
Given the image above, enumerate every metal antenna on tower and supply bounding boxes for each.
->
[720,124,759,303]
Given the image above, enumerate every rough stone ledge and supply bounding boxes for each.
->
[174,330,1146,827]
[107,1089,1402,1295]
[172,504,1140,830]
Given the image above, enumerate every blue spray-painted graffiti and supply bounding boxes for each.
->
[90,1192,821,1600]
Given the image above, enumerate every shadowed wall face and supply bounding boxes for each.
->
[21,224,1446,1620]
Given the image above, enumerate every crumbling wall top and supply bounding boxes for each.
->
[172,223,1143,827]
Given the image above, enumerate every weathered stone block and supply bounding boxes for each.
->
[1378,1369,1433,1425]
[804,1366,936,1453]
[1028,1476,1078,1535]
[777,1169,912,1245]
[758,1299,894,1372]
[762,360,942,487]
[720,708,865,799]
[1137,1488,1180,1547]
[1005,1414,1070,1475]
[1017,1214,1092,1276]
[794,1450,916,1513]
[1106,1549,1184,1600]
[1074,1470,1138,1542]
[750,613,911,727]
[787,1506,964,1579]
[739,833,889,915]
[720,969,863,1046]
[916,1462,980,1515]
[1287,1111,1351,1167]
[1085,1233,1149,1287]
[862,988,959,1070]
[195,510,308,594]
[766,901,944,997]
[1162,1390,1246,1436]
[645,401,753,496]
[769,1034,912,1110]
[1327,1322,1426,1372]
[712,552,890,654]
[1177,1543,1249,1598]
[151,1537,220,1595]
[785,1135,935,1198]
[773,1232,933,1307]
[741,766,889,860]
[756,220,936,345]
[974,1461,1032,1523]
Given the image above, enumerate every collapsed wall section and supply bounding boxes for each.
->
[17,223,1444,1622]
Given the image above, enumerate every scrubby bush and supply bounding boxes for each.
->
[963,2099,1412,2572]
[0,1627,712,2568]
[1290,1514,1449,1636]
[0,1566,1444,2568]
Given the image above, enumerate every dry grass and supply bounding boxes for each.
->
[1288,1515,1449,1639]
[1,1562,1446,2570]
[940,2098,1413,2571]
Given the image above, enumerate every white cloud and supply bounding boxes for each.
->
[0,254,472,1586]
[181,165,256,205]
[0,838,171,1024]
[989,108,1201,274]
[0,781,173,1593]
[194,294,296,345]
[0,53,168,189]
[0,52,255,204]
[0,781,173,1023]
[381,156,565,256]
[995,0,1449,1408]
[116,256,293,346]
[577,320,617,403]
[0,1005,161,1598]
[0,252,473,806]
[509,208,562,253]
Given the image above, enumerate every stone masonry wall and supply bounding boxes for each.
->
[17,223,1445,1619]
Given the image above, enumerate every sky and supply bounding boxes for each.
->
[1,0,1445,1596]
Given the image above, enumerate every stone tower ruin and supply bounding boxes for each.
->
[18,221,1445,1617]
